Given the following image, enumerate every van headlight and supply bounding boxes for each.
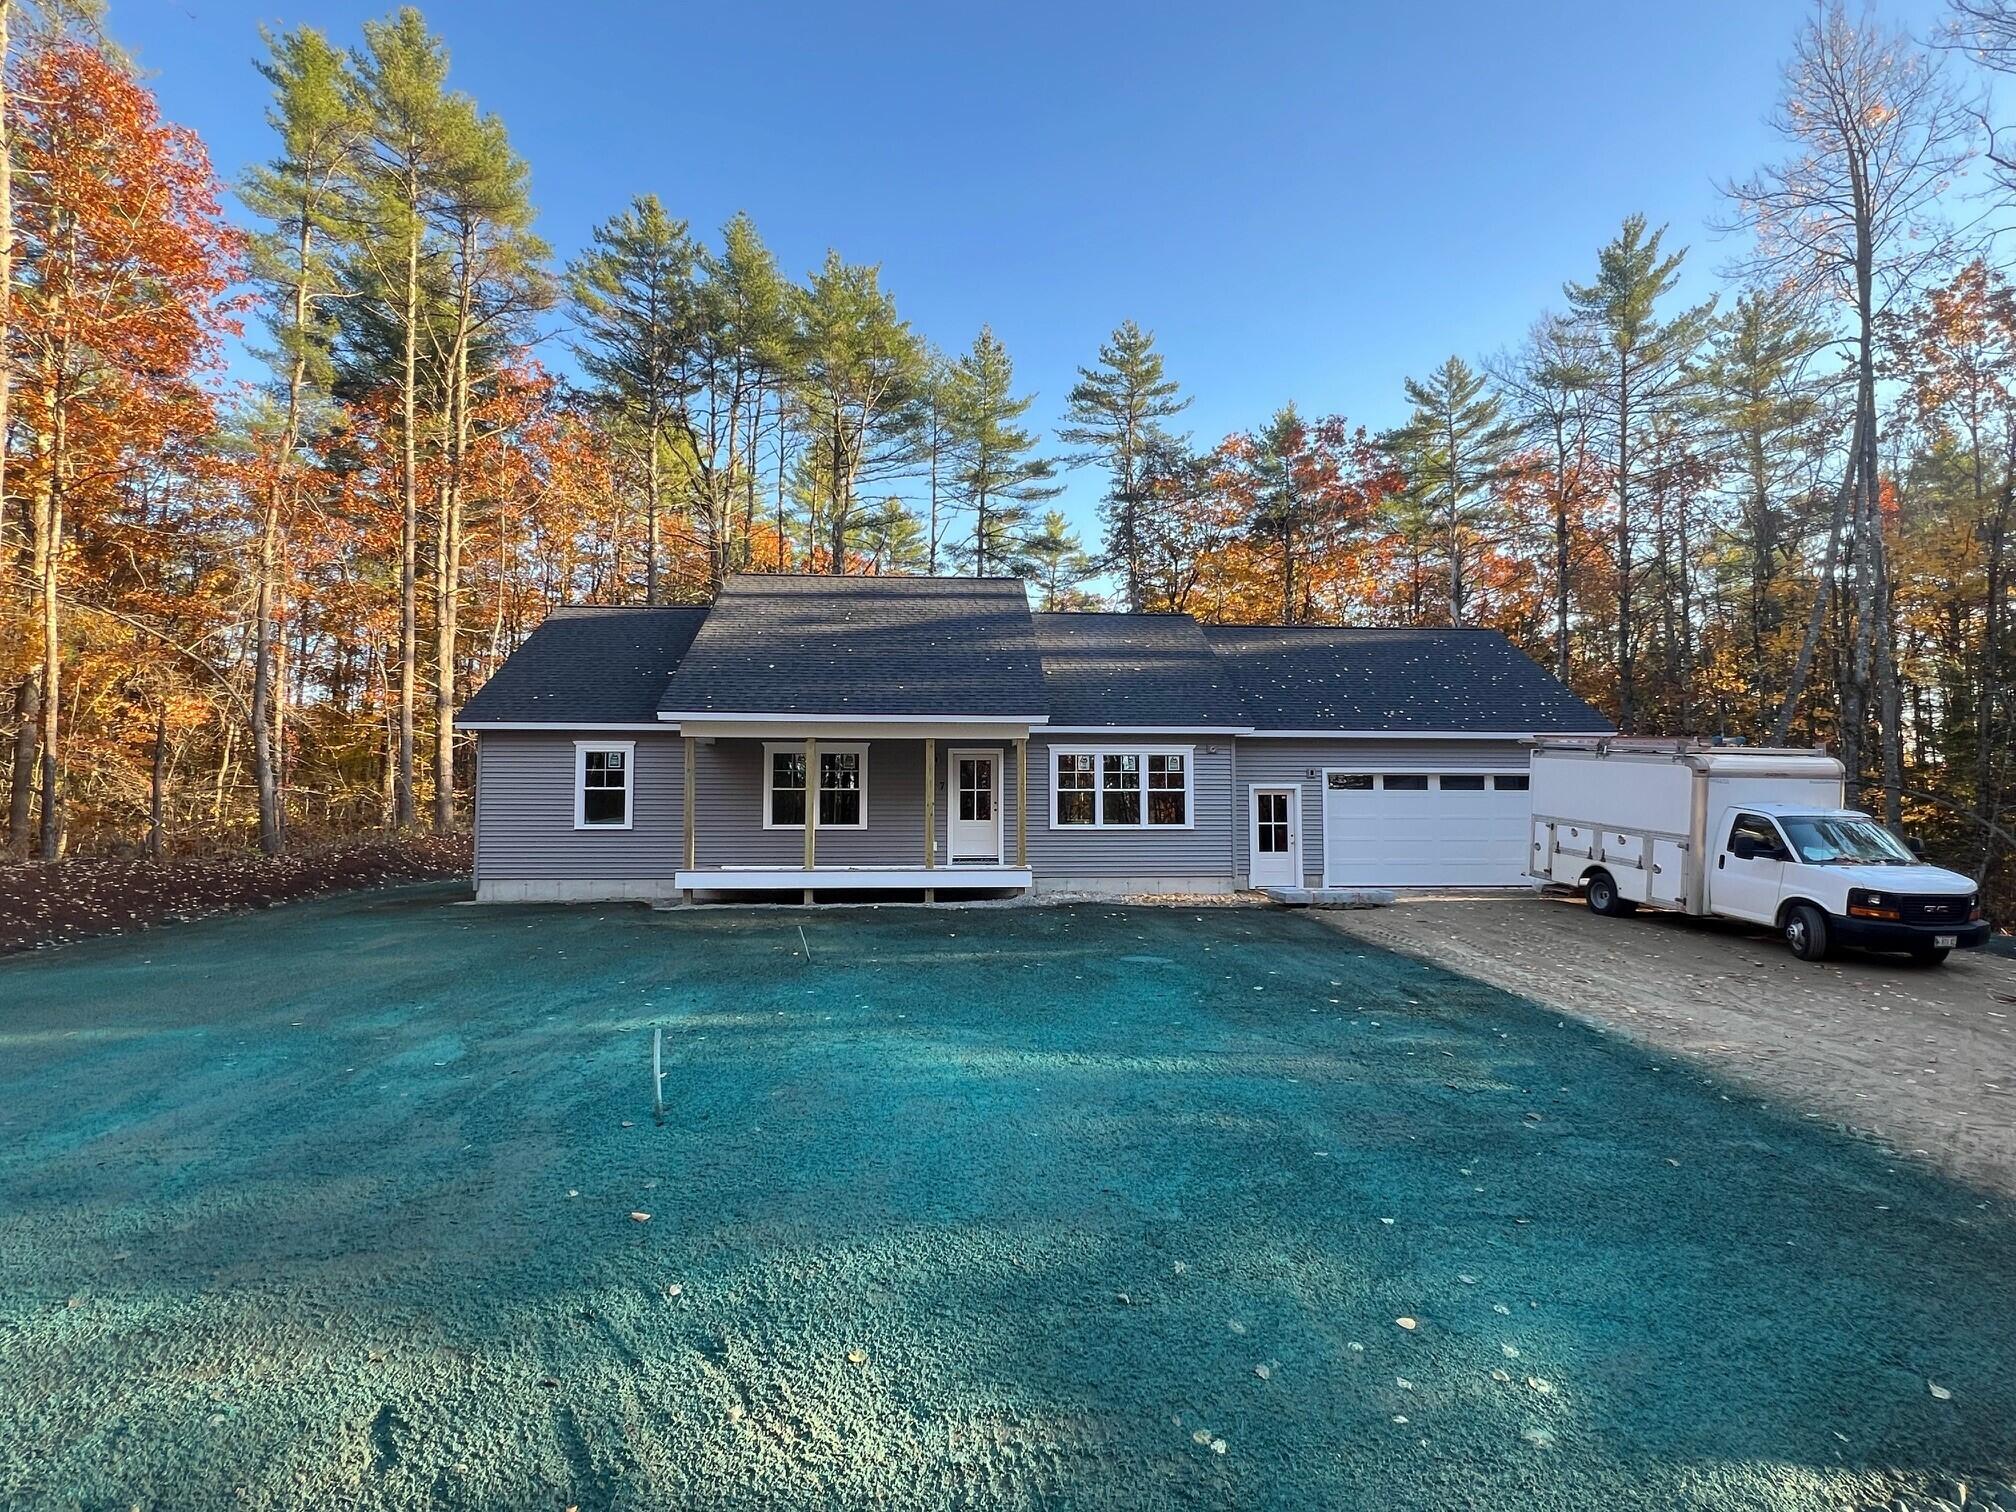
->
[1847,888,1901,921]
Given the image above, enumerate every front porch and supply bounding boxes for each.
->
[675,724,1036,901]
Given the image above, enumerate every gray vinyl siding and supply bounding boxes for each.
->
[473,729,1525,889]
[473,731,683,882]
[1024,735,1236,880]
[1231,737,1531,886]
[692,738,936,868]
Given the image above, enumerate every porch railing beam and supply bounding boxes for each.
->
[924,737,936,868]
[1016,737,1028,868]
[804,736,817,870]
[682,735,696,869]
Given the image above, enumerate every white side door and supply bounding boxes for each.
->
[948,750,1002,864]
[1712,811,1789,924]
[1249,787,1301,887]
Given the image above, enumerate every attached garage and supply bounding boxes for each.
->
[1320,770,1533,887]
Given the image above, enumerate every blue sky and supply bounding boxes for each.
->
[116,0,1952,536]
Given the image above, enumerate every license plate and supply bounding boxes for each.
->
[1934,935,1958,949]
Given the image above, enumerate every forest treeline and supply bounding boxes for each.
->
[5,0,2016,908]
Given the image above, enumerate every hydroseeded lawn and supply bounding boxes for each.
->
[2,888,2013,1511]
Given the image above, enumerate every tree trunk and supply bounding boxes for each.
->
[433,222,475,835]
[396,194,420,829]
[1615,350,1635,734]
[1554,420,1571,683]
[1771,406,1863,745]
[6,673,35,857]
[148,702,168,860]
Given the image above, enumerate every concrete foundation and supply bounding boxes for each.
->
[1031,875,1238,897]
[475,879,688,904]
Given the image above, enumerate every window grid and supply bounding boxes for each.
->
[1052,747,1192,829]
[764,744,868,830]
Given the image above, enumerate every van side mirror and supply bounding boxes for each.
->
[1907,835,1927,859]
[1730,834,1760,861]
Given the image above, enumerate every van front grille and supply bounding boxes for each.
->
[1897,895,1971,924]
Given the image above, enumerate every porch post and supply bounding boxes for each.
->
[1016,737,1028,867]
[682,736,696,870]
[803,736,817,870]
[923,737,936,868]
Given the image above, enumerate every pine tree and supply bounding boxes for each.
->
[1698,287,1831,733]
[1563,215,1715,732]
[1024,510,1099,608]
[347,7,464,828]
[790,252,924,574]
[690,212,794,583]
[945,327,1060,577]
[1059,319,1189,608]
[568,196,694,605]
[856,497,928,573]
[425,93,548,832]
[239,25,365,855]
[1389,355,1522,625]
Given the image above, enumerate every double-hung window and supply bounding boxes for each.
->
[574,741,634,830]
[765,743,868,829]
[1051,746,1192,829]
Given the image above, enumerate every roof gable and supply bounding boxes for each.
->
[656,575,1049,719]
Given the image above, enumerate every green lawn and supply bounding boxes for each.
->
[2,889,2012,1510]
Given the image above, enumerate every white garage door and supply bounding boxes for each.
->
[1322,771,1532,887]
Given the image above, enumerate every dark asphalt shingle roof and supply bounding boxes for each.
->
[457,605,707,725]
[1033,612,1250,727]
[461,581,1608,736]
[1202,624,1614,734]
[656,575,1049,718]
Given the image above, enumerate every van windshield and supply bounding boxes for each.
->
[1777,815,1916,866]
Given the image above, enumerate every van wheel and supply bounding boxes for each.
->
[1910,945,1951,967]
[1585,870,1635,917]
[1784,903,1830,961]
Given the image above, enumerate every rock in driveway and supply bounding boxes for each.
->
[1261,887,1396,909]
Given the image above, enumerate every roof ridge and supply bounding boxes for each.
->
[720,572,1028,585]
[548,602,710,613]
[1205,622,1500,634]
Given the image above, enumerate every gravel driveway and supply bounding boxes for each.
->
[1324,892,2016,1197]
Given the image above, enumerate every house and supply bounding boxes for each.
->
[456,574,1613,902]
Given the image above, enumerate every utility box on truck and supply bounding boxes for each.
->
[1527,737,1986,965]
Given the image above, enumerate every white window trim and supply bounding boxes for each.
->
[1048,744,1196,830]
[573,740,636,831]
[762,741,869,830]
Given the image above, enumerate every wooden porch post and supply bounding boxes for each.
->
[803,736,817,870]
[1016,737,1028,867]
[923,737,936,868]
[682,736,696,869]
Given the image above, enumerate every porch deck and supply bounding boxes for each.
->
[674,865,1033,891]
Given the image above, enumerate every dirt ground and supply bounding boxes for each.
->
[0,832,473,954]
[1324,891,2016,1199]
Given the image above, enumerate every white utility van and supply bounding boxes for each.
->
[1527,737,1987,965]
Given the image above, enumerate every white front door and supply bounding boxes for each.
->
[1249,787,1301,887]
[948,750,1002,864]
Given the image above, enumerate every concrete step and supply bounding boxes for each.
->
[1262,886,1396,909]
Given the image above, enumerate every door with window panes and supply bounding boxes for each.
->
[948,750,1001,863]
[1249,787,1300,886]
